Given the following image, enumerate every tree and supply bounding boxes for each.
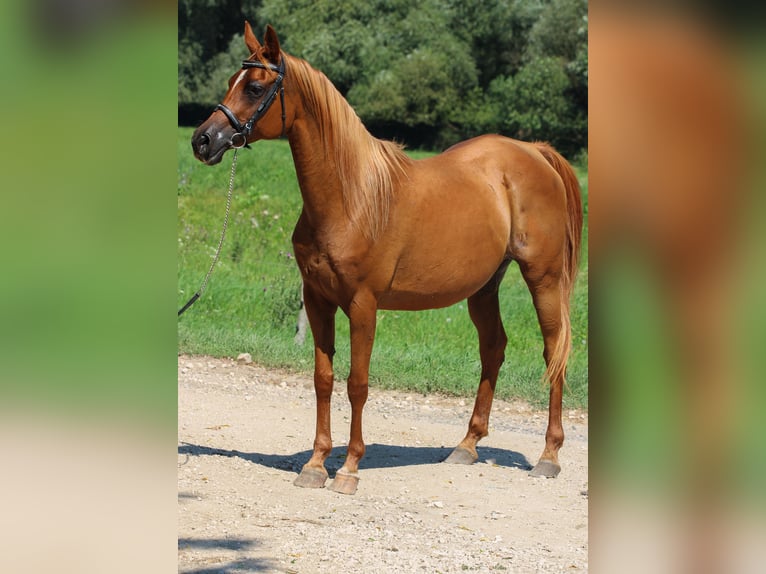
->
[178,0,255,106]
[178,0,588,156]
[526,0,588,115]
[257,0,377,94]
[489,57,572,143]
[445,0,544,87]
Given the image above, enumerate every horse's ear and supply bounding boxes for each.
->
[263,25,282,63]
[244,21,261,55]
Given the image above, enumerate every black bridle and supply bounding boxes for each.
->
[215,56,286,148]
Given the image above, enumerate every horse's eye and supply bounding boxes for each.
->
[246,82,265,98]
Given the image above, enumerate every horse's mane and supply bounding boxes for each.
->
[284,54,411,240]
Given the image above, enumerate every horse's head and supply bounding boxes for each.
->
[192,23,292,165]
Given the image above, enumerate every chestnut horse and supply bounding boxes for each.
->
[191,23,583,495]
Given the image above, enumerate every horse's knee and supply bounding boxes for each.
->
[314,370,334,399]
[346,376,369,404]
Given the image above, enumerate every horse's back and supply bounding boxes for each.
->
[441,133,544,162]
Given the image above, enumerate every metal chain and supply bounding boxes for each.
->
[199,149,238,293]
[178,149,238,317]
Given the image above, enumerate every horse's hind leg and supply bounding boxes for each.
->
[294,287,337,489]
[520,262,569,478]
[446,277,507,465]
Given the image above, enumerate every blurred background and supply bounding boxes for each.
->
[0,0,177,571]
[589,2,766,572]
[0,0,764,572]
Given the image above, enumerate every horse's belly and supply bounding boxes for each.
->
[377,289,472,311]
[376,254,505,311]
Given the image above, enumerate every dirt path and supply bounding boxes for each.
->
[178,355,588,573]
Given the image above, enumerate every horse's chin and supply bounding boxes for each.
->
[205,148,228,165]
[196,144,229,166]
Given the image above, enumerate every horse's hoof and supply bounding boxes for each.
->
[327,469,359,495]
[529,459,561,478]
[294,466,328,489]
[444,446,478,465]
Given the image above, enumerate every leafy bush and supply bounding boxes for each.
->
[179,0,588,156]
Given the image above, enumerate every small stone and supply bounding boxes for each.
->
[236,353,253,364]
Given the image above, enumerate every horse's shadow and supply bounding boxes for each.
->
[178,441,532,476]
[178,537,275,573]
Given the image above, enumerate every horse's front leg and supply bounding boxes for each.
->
[294,287,337,489]
[328,290,377,495]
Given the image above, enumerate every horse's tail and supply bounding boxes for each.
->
[534,142,583,385]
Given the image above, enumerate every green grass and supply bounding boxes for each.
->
[178,128,588,409]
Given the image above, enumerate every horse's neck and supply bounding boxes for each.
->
[285,66,403,241]
[287,119,346,227]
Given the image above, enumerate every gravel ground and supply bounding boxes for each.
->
[178,354,588,573]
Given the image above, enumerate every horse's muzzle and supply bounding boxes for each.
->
[191,127,230,165]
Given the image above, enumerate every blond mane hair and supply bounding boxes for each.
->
[284,54,411,240]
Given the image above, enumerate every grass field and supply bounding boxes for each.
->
[178,128,588,409]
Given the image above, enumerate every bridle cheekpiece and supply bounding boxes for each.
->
[215,55,286,148]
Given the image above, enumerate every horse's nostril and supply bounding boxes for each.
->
[192,131,212,161]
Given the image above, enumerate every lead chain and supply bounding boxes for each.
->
[178,148,238,316]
